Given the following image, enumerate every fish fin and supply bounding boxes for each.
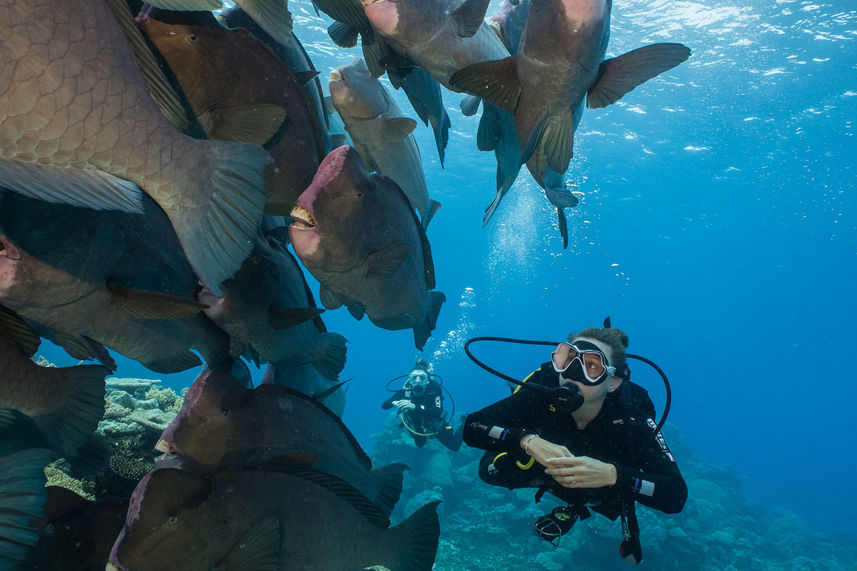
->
[319,286,344,310]
[434,110,450,168]
[557,206,569,249]
[542,178,578,209]
[381,118,418,142]
[587,43,691,109]
[294,70,321,87]
[53,334,117,371]
[370,462,409,517]
[105,0,191,134]
[422,199,441,230]
[540,109,574,174]
[452,0,491,37]
[232,0,294,45]
[0,449,54,565]
[413,291,445,350]
[0,159,143,213]
[323,95,337,117]
[362,39,386,78]
[328,21,359,48]
[261,462,391,528]
[170,139,270,294]
[365,243,411,278]
[449,57,520,113]
[65,434,112,480]
[218,515,282,571]
[344,299,366,321]
[108,282,209,319]
[309,332,348,380]
[520,110,549,165]
[476,103,501,152]
[313,378,350,402]
[30,364,107,455]
[482,192,505,226]
[331,133,349,148]
[267,307,325,330]
[387,501,441,571]
[483,156,521,226]
[0,304,40,357]
[142,352,202,373]
[0,408,15,427]
[460,94,482,117]
[205,104,288,147]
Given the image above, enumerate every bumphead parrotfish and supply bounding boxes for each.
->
[107,467,440,570]
[0,0,272,293]
[289,146,445,350]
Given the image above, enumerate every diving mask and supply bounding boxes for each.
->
[406,370,429,395]
[551,341,616,385]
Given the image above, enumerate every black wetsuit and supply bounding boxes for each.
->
[463,363,687,518]
[383,380,462,451]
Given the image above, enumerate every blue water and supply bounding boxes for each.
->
[40,0,857,535]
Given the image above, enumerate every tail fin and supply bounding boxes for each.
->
[0,449,53,566]
[32,364,108,456]
[385,500,441,571]
[413,291,445,350]
[310,333,348,380]
[370,462,408,517]
[168,139,271,295]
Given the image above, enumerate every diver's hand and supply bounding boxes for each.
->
[544,456,618,489]
[519,435,572,468]
[392,399,415,412]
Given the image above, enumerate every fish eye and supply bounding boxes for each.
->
[221,409,230,417]
[168,515,179,525]
[44,524,55,535]
[188,34,197,42]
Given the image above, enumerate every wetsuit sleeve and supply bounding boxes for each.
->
[612,420,687,514]
[381,390,406,410]
[463,386,544,456]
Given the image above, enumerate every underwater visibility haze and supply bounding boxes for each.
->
[6,0,856,569]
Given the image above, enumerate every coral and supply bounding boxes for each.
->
[44,459,95,500]
[144,386,182,414]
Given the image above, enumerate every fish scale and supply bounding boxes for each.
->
[0,0,272,293]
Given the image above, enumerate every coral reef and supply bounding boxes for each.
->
[372,417,852,570]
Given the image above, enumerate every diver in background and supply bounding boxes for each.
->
[463,325,686,564]
[382,359,463,451]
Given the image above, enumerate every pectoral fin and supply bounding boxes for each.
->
[233,0,294,45]
[0,305,40,357]
[449,57,520,113]
[452,0,491,37]
[108,283,209,319]
[587,43,691,109]
[217,515,282,571]
[381,117,418,142]
[206,104,288,146]
[365,243,410,278]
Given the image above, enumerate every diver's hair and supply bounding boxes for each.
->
[413,358,431,372]
[568,327,629,377]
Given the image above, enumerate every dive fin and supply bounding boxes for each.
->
[267,307,325,330]
[452,0,491,37]
[365,243,411,278]
[449,58,520,113]
[108,282,209,319]
[587,43,691,109]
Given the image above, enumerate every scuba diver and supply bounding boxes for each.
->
[382,359,463,451]
[463,322,687,565]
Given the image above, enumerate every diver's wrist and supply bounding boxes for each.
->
[520,434,540,455]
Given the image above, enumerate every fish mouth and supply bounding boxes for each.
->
[330,69,343,81]
[155,439,176,454]
[290,206,316,230]
[362,0,386,5]
[0,238,21,260]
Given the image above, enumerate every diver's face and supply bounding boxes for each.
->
[408,370,428,395]
[559,337,621,401]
